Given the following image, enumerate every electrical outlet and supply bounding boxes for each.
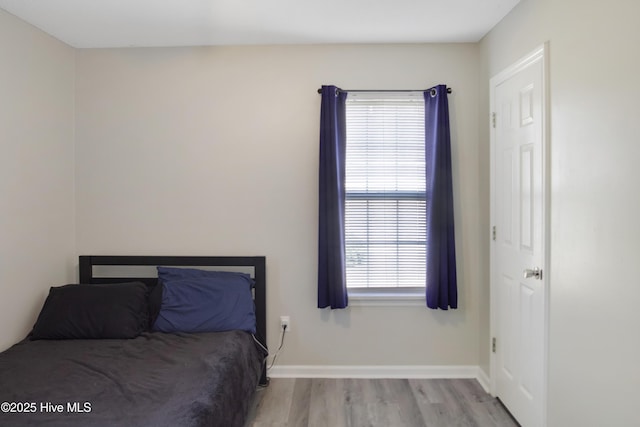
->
[280,315,290,332]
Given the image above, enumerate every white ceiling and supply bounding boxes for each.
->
[0,0,520,48]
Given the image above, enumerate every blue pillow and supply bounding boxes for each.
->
[156,266,250,282]
[153,267,256,334]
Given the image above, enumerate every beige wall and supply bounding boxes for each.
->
[480,0,640,425]
[0,10,76,351]
[75,44,485,366]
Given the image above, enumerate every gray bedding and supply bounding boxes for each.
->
[0,330,264,427]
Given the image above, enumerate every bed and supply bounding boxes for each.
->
[0,255,268,427]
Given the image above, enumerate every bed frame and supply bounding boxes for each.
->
[78,255,267,385]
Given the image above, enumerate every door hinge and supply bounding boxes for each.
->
[492,226,496,241]
[492,337,497,353]
[492,112,496,128]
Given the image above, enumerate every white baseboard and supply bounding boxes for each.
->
[476,367,491,393]
[268,365,488,383]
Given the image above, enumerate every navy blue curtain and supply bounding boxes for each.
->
[318,85,349,309]
[424,85,458,309]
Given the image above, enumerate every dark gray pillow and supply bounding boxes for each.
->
[147,281,163,329]
[31,282,148,340]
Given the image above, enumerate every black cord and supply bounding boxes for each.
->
[268,324,287,370]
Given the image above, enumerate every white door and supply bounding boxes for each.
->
[491,45,548,427]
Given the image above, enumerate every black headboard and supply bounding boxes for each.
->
[79,255,267,385]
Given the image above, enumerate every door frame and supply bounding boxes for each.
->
[489,43,550,426]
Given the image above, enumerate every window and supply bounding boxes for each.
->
[344,92,426,299]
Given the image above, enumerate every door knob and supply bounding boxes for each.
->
[523,267,542,280]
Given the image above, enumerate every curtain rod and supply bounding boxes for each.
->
[316,87,452,94]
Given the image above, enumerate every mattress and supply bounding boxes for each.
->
[0,330,264,427]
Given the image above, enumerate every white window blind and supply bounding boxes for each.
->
[345,92,426,291]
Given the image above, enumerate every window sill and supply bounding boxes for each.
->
[348,291,426,307]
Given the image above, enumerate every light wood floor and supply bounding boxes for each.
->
[244,378,519,427]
